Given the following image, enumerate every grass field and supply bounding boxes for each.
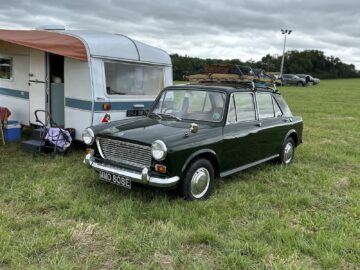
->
[0,79,359,269]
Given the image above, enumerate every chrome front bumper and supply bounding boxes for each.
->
[83,153,180,188]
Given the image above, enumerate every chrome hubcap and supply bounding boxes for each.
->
[284,142,294,164]
[190,167,210,198]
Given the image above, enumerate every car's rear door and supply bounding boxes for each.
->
[255,92,288,156]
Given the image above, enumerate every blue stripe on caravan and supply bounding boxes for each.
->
[0,87,29,99]
[94,101,154,111]
[65,98,154,112]
[65,98,92,111]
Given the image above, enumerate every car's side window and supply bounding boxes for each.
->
[234,93,256,122]
[227,93,256,124]
[274,95,292,116]
[227,95,237,124]
[273,97,283,117]
[257,93,275,119]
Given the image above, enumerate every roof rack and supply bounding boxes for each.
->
[190,79,255,89]
[189,78,278,93]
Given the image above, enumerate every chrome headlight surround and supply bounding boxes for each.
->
[82,128,95,145]
[151,140,167,161]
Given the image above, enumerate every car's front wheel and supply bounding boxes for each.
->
[278,137,295,165]
[180,159,214,200]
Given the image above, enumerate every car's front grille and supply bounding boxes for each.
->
[97,137,152,169]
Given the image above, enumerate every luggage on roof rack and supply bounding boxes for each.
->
[186,64,260,81]
[186,72,242,82]
[185,63,277,91]
[204,64,232,74]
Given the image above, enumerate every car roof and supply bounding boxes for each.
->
[165,84,280,95]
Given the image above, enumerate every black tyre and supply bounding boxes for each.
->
[180,158,214,200]
[278,137,295,165]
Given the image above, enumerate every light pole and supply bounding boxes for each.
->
[279,29,292,78]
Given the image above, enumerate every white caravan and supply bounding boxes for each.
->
[0,27,172,140]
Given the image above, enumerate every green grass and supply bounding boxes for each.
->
[1,79,359,269]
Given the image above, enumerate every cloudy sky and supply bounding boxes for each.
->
[1,0,359,68]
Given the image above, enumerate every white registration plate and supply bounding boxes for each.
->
[99,171,132,189]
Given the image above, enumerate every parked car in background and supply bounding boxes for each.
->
[296,74,320,85]
[266,73,282,86]
[83,83,303,200]
[281,74,307,86]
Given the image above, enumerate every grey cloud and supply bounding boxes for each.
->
[0,0,359,68]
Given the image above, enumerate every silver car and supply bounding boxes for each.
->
[296,74,320,85]
[281,74,307,86]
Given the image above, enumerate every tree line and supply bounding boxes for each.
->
[171,50,359,81]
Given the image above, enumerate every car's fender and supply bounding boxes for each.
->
[181,149,220,176]
[284,129,299,145]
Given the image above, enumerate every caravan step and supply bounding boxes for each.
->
[32,128,46,140]
[21,139,45,153]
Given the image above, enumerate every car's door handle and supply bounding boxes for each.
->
[284,118,293,123]
[256,122,262,127]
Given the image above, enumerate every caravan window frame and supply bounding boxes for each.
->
[0,55,13,81]
[103,60,165,99]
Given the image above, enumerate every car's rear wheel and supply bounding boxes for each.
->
[181,159,214,200]
[278,137,295,165]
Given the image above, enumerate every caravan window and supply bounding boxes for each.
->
[0,57,12,80]
[105,62,164,96]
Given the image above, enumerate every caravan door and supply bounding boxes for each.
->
[29,49,47,125]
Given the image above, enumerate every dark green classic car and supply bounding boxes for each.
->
[83,84,303,200]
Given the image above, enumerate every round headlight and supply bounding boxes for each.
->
[82,128,95,145]
[151,140,167,161]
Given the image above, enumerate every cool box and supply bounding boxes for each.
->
[4,120,21,142]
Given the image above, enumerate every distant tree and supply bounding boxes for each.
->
[170,50,359,80]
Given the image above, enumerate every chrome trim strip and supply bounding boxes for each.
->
[220,154,279,178]
[87,158,180,188]
[96,138,105,158]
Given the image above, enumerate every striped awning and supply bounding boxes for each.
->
[0,29,88,61]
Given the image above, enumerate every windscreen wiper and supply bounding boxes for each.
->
[158,113,182,121]
[148,112,162,119]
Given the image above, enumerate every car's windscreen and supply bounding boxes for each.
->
[152,89,226,122]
